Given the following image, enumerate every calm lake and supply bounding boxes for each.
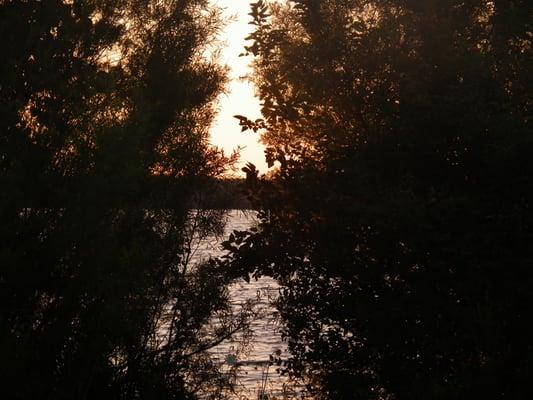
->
[189,210,303,398]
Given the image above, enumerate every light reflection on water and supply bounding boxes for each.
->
[189,210,300,398]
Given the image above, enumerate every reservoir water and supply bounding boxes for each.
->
[188,210,303,399]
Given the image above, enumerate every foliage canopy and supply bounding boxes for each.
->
[0,1,242,399]
[225,1,532,399]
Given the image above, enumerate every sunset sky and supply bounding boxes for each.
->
[209,0,268,174]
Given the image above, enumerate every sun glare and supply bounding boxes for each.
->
[209,0,267,174]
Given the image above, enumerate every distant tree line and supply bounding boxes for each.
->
[193,178,252,210]
[223,1,532,399]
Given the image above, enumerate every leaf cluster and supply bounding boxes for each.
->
[0,1,243,399]
[223,1,532,399]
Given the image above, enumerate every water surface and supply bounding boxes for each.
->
[190,210,300,398]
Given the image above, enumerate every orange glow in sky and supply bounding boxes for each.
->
[210,0,267,174]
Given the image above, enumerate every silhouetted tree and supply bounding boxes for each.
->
[224,1,532,399]
[0,1,243,399]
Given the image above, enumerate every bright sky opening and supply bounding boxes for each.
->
[210,0,267,174]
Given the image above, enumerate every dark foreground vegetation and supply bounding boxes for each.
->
[0,1,247,399]
[223,1,532,399]
[1,0,531,399]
